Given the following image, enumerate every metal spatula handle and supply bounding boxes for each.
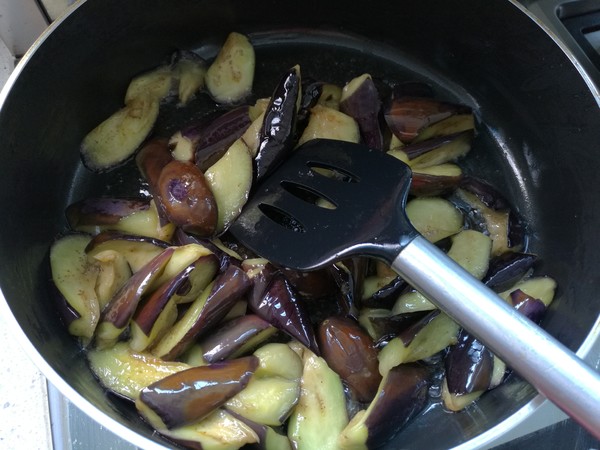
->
[394,235,600,439]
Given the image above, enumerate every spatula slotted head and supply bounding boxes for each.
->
[229,139,417,270]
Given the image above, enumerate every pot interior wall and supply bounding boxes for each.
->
[1,0,599,448]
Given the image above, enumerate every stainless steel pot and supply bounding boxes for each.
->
[1,0,599,448]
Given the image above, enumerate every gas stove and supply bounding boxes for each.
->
[0,1,599,449]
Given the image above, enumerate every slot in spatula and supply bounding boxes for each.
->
[229,138,600,438]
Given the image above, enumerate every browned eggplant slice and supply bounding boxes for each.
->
[50,233,100,339]
[339,73,383,150]
[483,251,538,291]
[136,356,259,429]
[130,254,219,351]
[339,363,430,449]
[152,263,252,360]
[287,347,348,450]
[205,32,255,105]
[87,342,190,401]
[410,163,463,197]
[318,316,381,403]
[94,247,174,349]
[157,159,218,237]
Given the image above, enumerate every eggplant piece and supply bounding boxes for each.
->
[317,316,382,403]
[410,163,463,197]
[136,356,259,429]
[94,247,174,349]
[405,196,464,243]
[378,312,459,376]
[361,274,407,309]
[297,104,360,147]
[317,83,343,110]
[383,96,464,144]
[130,254,219,352]
[444,329,493,395]
[205,138,254,233]
[483,251,538,291]
[150,408,259,450]
[511,289,547,324]
[460,176,511,211]
[136,138,175,207]
[80,95,159,172]
[193,106,252,171]
[50,233,100,339]
[413,113,475,143]
[339,73,383,150]
[68,195,175,241]
[171,50,207,105]
[152,263,252,360]
[499,276,557,308]
[248,272,319,354]
[391,290,436,315]
[358,308,432,343]
[281,266,339,301]
[206,32,255,104]
[403,130,473,169]
[446,230,492,280]
[297,79,323,130]
[193,314,277,364]
[338,363,430,450]
[66,197,151,229]
[454,187,512,257]
[125,65,174,104]
[225,343,302,426]
[287,348,349,450]
[87,342,190,401]
[91,249,132,311]
[157,159,218,237]
[254,65,302,181]
[85,230,169,273]
[227,410,293,450]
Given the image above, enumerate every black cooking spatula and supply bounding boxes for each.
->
[229,138,600,438]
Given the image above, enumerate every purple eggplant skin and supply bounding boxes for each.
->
[157,159,218,237]
[138,356,259,429]
[459,176,511,211]
[402,130,472,160]
[249,272,319,354]
[318,316,382,403]
[84,230,171,256]
[410,171,463,197]
[297,79,323,131]
[368,310,432,343]
[254,66,301,181]
[66,197,151,229]
[199,314,274,363]
[361,275,409,310]
[96,247,174,347]
[511,289,547,324]
[384,97,464,144]
[194,106,252,171]
[444,328,493,395]
[163,262,253,360]
[173,228,233,270]
[340,74,383,150]
[133,254,219,335]
[483,252,538,291]
[390,309,441,348]
[227,409,293,450]
[364,363,430,449]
